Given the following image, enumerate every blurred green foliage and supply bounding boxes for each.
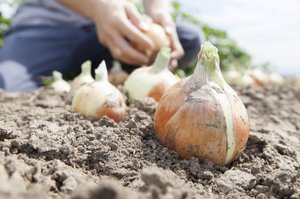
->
[0,13,10,46]
[172,1,252,76]
[0,0,23,45]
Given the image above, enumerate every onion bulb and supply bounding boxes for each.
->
[50,71,70,92]
[108,61,129,86]
[134,20,170,65]
[224,70,241,85]
[154,41,250,165]
[124,47,179,101]
[268,73,284,85]
[72,61,127,122]
[239,74,255,87]
[70,60,94,93]
[250,68,268,86]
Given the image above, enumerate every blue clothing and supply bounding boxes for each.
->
[12,0,92,27]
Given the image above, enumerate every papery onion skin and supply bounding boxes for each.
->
[124,48,179,102]
[134,22,170,65]
[51,71,71,92]
[154,42,250,165]
[72,61,126,122]
[71,60,94,93]
[108,61,129,86]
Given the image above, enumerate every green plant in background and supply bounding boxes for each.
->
[0,0,22,46]
[0,14,10,46]
[172,0,252,76]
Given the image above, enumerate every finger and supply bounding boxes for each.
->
[110,32,149,65]
[170,59,178,70]
[164,25,185,59]
[169,32,185,59]
[107,41,135,64]
[125,3,149,31]
[116,17,155,50]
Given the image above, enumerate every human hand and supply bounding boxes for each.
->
[92,0,155,65]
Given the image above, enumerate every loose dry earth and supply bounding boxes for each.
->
[0,84,299,199]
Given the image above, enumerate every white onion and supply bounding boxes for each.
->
[50,71,70,92]
[72,61,127,122]
[70,60,94,93]
[124,47,179,101]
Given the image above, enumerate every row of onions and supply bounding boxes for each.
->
[50,22,250,165]
[224,68,284,87]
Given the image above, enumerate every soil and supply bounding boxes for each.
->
[0,83,299,199]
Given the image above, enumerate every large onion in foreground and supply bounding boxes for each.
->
[154,41,250,165]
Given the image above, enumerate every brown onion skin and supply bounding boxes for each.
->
[96,98,127,122]
[148,81,178,102]
[154,80,250,165]
[154,79,188,141]
[223,85,250,160]
[133,23,170,65]
[72,84,127,122]
[108,71,129,86]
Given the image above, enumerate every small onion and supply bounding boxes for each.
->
[108,61,129,86]
[124,47,179,101]
[70,60,94,93]
[72,61,127,122]
[50,71,70,92]
[154,41,250,165]
[134,21,170,65]
[268,73,284,85]
[224,70,242,86]
[250,68,269,86]
[239,74,255,87]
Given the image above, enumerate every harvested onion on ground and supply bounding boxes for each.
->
[124,47,179,101]
[50,71,70,92]
[250,68,269,86]
[268,73,284,85]
[108,61,129,86]
[154,41,250,165]
[70,60,94,93]
[224,70,241,86]
[72,61,127,122]
[239,73,255,87]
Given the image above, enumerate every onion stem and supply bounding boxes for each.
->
[53,71,63,81]
[95,61,108,82]
[193,42,226,87]
[150,47,171,73]
[81,60,92,75]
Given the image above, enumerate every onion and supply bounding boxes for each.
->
[108,61,129,86]
[224,70,241,85]
[154,41,250,165]
[239,74,255,87]
[50,71,70,92]
[146,23,170,51]
[124,47,179,101]
[72,61,127,122]
[134,20,170,65]
[250,68,269,86]
[268,73,284,85]
[70,60,94,93]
